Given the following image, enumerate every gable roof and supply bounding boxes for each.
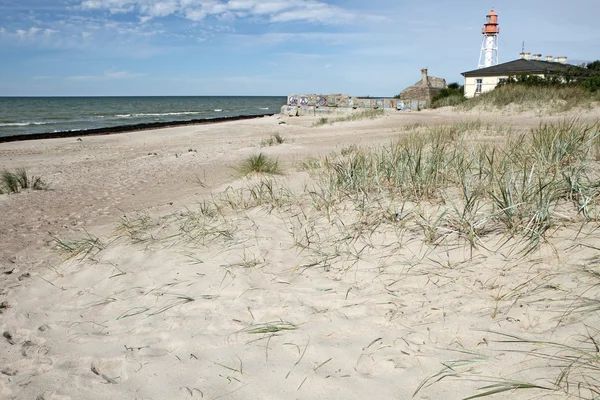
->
[461,59,577,77]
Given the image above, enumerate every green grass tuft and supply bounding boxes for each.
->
[237,153,282,176]
[51,232,105,260]
[243,321,298,334]
[1,169,48,193]
[261,133,286,147]
[313,117,330,127]
[1,170,20,193]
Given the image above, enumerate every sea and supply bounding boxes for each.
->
[0,96,286,139]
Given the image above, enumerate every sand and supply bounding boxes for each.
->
[1,108,599,399]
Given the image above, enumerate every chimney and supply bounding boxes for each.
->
[533,54,542,61]
[545,55,553,62]
[519,52,525,59]
[555,56,568,64]
[421,68,428,85]
[522,52,531,60]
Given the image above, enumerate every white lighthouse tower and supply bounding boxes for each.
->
[478,9,499,68]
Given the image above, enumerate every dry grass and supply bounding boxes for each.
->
[313,108,385,127]
[260,133,286,147]
[46,118,600,399]
[460,85,600,114]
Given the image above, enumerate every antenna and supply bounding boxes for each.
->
[522,41,525,53]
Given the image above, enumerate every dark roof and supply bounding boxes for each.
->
[461,59,578,77]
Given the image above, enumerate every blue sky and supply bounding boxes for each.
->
[1,0,599,96]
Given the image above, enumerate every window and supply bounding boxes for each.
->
[476,79,483,94]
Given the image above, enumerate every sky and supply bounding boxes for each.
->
[1,0,599,97]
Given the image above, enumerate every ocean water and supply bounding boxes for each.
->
[0,96,286,138]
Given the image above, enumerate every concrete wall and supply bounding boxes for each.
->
[282,94,400,116]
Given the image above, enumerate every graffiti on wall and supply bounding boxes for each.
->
[288,94,398,110]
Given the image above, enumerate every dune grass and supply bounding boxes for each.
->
[309,119,600,254]
[1,168,48,194]
[414,329,600,399]
[337,108,384,122]
[51,232,105,260]
[59,118,599,272]
[261,133,286,147]
[313,117,330,127]
[460,85,600,113]
[243,321,298,334]
[432,94,466,108]
[237,153,282,176]
[114,212,156,243]
[313,108,385,127]
[1,170,20,193]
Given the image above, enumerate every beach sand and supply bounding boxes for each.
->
[1,108,599,399]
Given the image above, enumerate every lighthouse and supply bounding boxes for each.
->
[478,9,499,68]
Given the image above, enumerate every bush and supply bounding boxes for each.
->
[431,82,465,108]
[498,61,600,92]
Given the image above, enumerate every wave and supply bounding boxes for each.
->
[214,109,223,112]
[259,107,269,110]
[132,111,202,117]
[0,121,50,127]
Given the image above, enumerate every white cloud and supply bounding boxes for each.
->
[77,0,372,25]
[80,0,135,13]
[142,1,179,17]
[270,2,354,24]
[227,0,291,14]
[16,27,41,39]
[184,8,207,21]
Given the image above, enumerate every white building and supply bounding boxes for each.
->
[462,53,571,98]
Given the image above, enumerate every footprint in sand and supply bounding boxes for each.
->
[36,391,71,400]
[90,357,128,384]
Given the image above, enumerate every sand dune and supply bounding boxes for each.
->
[1,109,599,399]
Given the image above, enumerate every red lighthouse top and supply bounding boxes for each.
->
[482,9,499,35]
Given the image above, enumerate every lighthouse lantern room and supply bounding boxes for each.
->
[478,9,499,69]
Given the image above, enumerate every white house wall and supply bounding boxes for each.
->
[464,76,504,98]
[464,73,546,98]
